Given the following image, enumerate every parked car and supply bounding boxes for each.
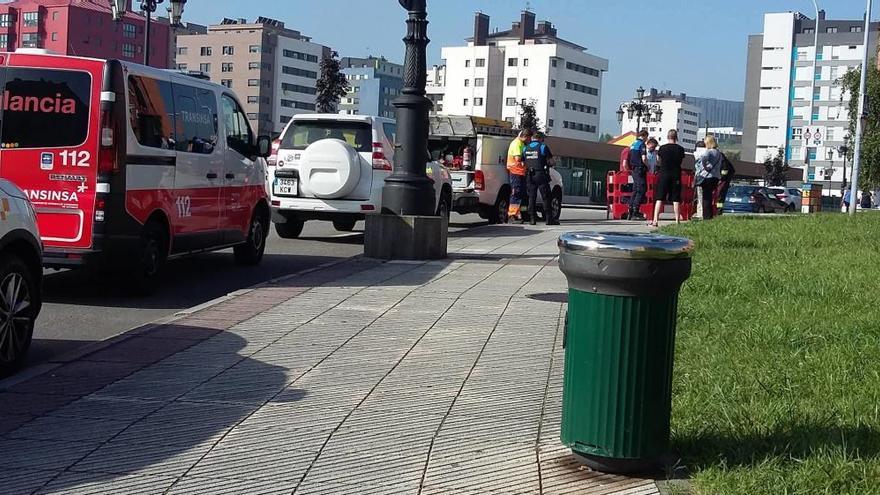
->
[768,186,802,212]
[269,114,453,238]
[0,179,42,377]
[0,50,272,293]
[723,185,789,214]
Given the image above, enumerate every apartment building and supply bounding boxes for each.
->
[339,56,403,118]
[618,89,702,150]
[426,64,446,114]
[440,11,609,141]
[176,17,329,135]
[743,10,879,187]
[0,0,171,67]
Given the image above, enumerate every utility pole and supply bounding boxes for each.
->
[848,0,872,215]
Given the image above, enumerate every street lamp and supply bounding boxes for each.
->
[109,0,186,66]
[839,134,851,192]
[825,148,834,196]
[616,86,663,135]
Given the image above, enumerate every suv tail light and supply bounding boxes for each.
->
[269,139,281,166]
[474,170,486,191]
[98,106,118,175]
[372,142,392,171]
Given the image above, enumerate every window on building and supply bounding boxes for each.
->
[122,43,136,58]
[803,28,815,34]
[0,14,11,27]
[464,79,470,87]
[177,47,188,55]
[51,32,58,41]
[123,23,136,38]
[249,45,261,53]
[814,87,821,100]
[0,34,9,47]
[21,33,41,48]
[549,99,555,107]
[176,63,187,70]
[808,148,817,160]
[281,66,318,79]
[796,49,808,60]
[247,79,259,87]
[548,119,554,127]
[790,145,802,160]
[505,98,517,106]
[550,80,556,88]
[826,128,836,141]
[851,26,863,33]
[551,59,558,68]
[826,27,838,34]
[523,59,529,67]
[222,46,234,55]
[830,66,840,80]
[200,46,212,56]
[280,115,291,124]
[463,98,469,106]
[812,108,820,121]
[522,79,528,87]
[474,97,484,106]
[508,58,518,67]
[814,68,822,80]
[506,78,516,86]
[23,12,39,27]
[474,78,485,87]
[465,60,471,67]
[475,58,485,67]
[282,50,319,63]
[221,79,232,88]
[222,63,234,73]
[247,96,259,104]
[199,63,211,73]
[249,62,260,70]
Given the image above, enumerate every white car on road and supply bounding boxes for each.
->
[269,115,452,238]
[0,179,42,377]
[768,187,802,212]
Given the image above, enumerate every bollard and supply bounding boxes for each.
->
[557,232,693,474]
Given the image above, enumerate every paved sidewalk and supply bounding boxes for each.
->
[1,216,661,495]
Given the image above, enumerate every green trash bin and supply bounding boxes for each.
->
[557,231,693,474]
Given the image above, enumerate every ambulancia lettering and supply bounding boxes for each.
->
[2,91,77,114]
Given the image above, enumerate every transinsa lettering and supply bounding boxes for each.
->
[3,91,76,114]
[24,189,78,202]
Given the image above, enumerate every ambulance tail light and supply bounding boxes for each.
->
[372,142,392,171]
[95,198,106,222]
[474,170,486,191]
[98,107,118,175]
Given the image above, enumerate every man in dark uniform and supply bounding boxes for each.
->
[523,132,559,226]
[627,130,649,221]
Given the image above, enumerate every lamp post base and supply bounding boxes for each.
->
[364,214,447,260]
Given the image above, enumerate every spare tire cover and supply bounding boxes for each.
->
[299,139,362,199]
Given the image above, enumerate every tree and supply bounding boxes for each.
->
[315,51,350,113]
[599,132,615,143]
[518,99,541,132]
[840,59,880,189]
[763,147,790,186]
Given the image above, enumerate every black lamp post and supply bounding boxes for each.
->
[616,86,663,135]
[111,0,186,66]
[839,134,851,192]
[381,0,436,217]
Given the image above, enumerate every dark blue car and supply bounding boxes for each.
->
[723,185,789,214]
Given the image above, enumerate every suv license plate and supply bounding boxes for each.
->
[274,178,298,197]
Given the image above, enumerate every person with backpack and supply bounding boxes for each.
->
[627,130,650,221]
[715,152,737,216]
[523,132,559,226]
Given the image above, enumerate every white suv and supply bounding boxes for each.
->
[269,115,452,237]
[0,179,42,377]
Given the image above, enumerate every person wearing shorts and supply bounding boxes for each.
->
[653,129,685,226]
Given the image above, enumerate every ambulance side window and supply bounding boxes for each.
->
[172,83,217,155]
[128,75,175,150]
[221,94,253,157]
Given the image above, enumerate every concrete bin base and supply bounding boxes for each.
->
[364,214,448,260]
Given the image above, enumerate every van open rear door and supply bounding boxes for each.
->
[0,53,104,251]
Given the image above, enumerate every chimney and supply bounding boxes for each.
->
[520,10,536,44]
[536,20,553,35]
[818,9,826,20]
[474,12,490,47]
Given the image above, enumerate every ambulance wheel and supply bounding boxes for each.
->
[130,220,167,295]
[235,208,269,265]
[275,217,304,239]
[0,255,39,378]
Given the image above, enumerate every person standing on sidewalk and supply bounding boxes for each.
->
[523,132,559,226]
[627,130,649,221]
[692,140,707,219]
[645,138,659,174]
[507,129,532,223]
[697,136,723,220]
[714,153,736,216]
[652,130,685,227]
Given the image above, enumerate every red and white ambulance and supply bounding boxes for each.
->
[0,50,272,290]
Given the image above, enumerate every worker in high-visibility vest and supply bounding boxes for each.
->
[506,129,533,223]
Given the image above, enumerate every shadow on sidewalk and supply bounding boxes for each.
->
[449,225,545,238]
[1,324,304,493]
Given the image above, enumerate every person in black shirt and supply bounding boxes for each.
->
[653,129,686,226]
[523,132,559,226]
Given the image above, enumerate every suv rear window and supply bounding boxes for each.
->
[281,121,371,152]
[1,68,91,149]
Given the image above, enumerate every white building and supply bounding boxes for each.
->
[426,64,446,114]
[743,11,879,190]
[618,89,702,150]
[439,11,609,141]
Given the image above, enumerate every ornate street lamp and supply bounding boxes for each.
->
[617,86,663,135]
[838,134,851,192]
[109,0,186,66]
[381,0,435,217]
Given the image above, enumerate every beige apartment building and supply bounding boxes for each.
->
[176,17,329,136]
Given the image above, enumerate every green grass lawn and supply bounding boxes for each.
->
[661,213,880,494]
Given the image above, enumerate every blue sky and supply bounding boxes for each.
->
[184,0,875,134]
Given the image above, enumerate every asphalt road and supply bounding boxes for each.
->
[25,214,488,370]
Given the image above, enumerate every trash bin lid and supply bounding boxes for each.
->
[558,231,694,260]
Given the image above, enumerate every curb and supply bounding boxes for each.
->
[0,256,359,391]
